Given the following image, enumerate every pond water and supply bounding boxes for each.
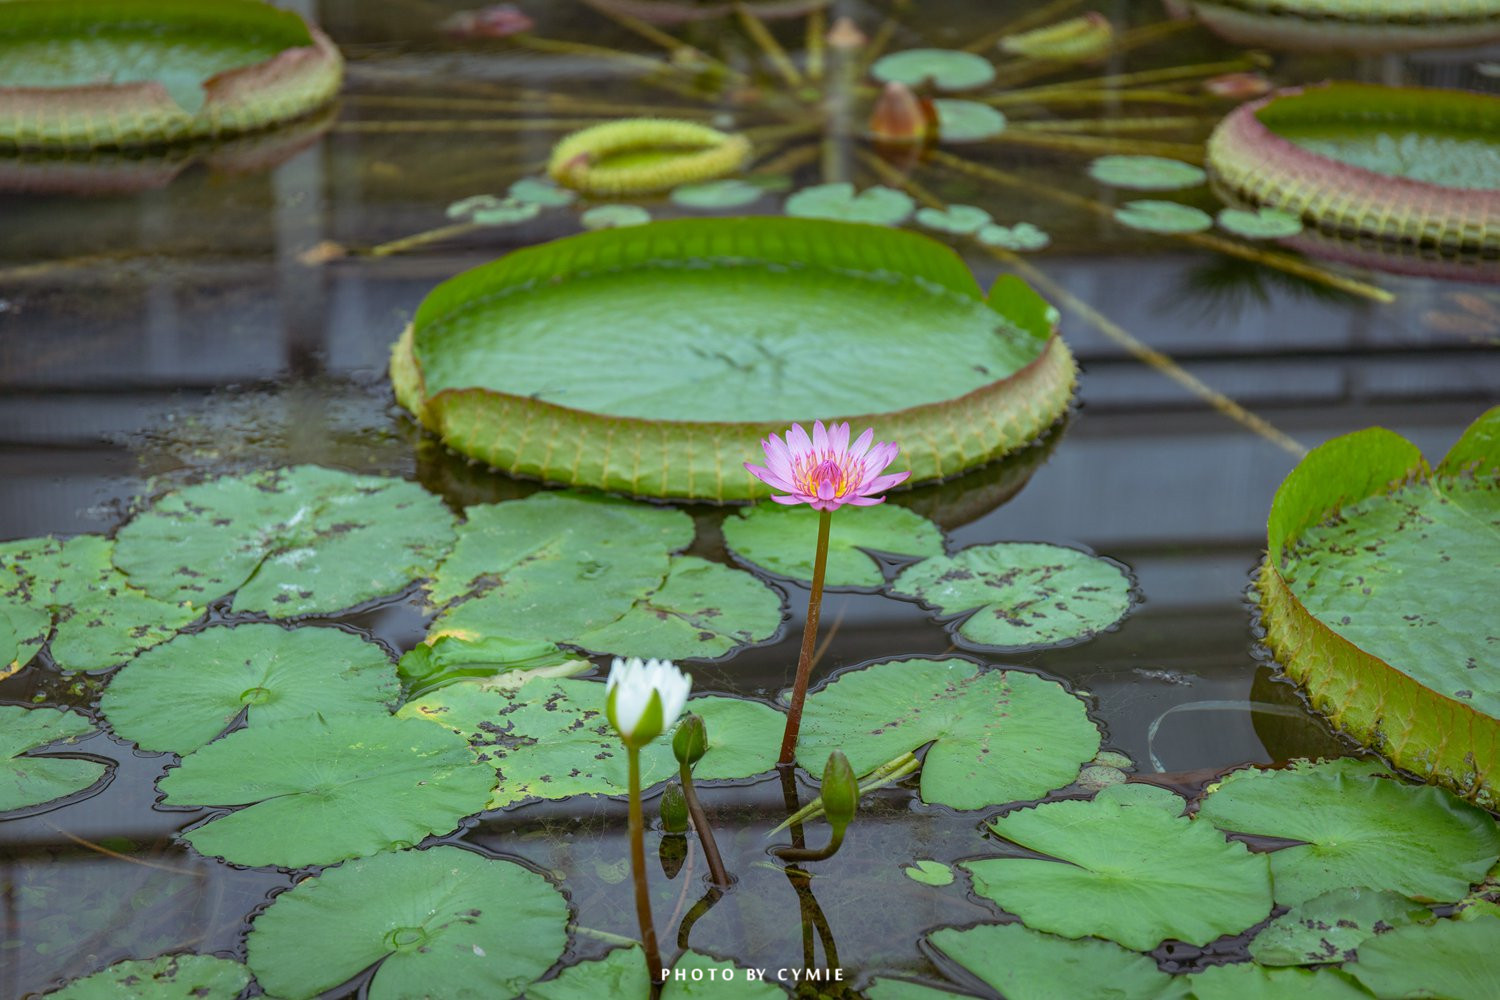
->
[1,1,1498,998]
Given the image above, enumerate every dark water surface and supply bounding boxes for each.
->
[2,0,1498,996]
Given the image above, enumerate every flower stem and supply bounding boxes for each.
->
[627,746,664,983]
[680,761,730,887]
[778,508,833,767]
[770,827,846,863]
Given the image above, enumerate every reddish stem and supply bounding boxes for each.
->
[777,508,833,766]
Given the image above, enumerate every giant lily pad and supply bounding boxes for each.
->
[1346,912,1500,1000]
[0,705,108,813]
[100,624,399,755]
[0,0,343,151]
[43,955,250,1000]
[722,502,944,589]
[1182,0,1500,54]
[1248,887,1432,966]
[926,922,1189,1000]
[399,677,783,809]
[157,715,494,868]
[390,219,1077,500]
[795,658,1101,809]
[113,465,456,618]
[1196,759,1500,906]
[0,535,197,672]
[1257,408,1500,807]
[963,783,1273,950]
[246,846,568,1000]
[889,542,1134,649]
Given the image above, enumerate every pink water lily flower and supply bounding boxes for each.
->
[745,420,909,511]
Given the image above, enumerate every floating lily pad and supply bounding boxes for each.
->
[446,194,542,225]
[1088,155,1207,191]
[796,658,1101,809]
[1258,408,1500,807]
[866,980,975,1000]
[390,218,1076,500]
[247,846,568,999]
[871,49,996,92]
[670,179,764,209]
[889,542,1134,650]
[529,946,788,999]
[783,183,914,225]
[1249,887,1432,966]
[100,624,398,755]
[927,922,1189,1000]
[722,502,944,589]
[964,783,1272,950]
[0,0,343,150]
[0,535,198,673]
[933,99,1007,142]
[1188,964,1372,1000]
[399,633,589,698]
[580,204,652,228]
[1197,759,1500,906]
[903,860,955,887]
[158,715,494,868]
[916,205,992,235]
[1217,207,1303,239]
[1347,913,1500,1000]
[399,677,783,809]
[510,177,576,207]
[0,705,107,813]
[977,222,1051,251]
[113,466,456,618]
[43,955,250,1000]
[0,588,49,676]
[1114,200,1214,234]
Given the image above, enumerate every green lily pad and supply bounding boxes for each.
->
[1347,913,1500,1000]
[915,204,992,235]
[977,222,1050,251]
[889,542,1134,650]
[784,183,915,225]
[43,955,250,1000]
[399,677,783,809]
[580,204,652,228]
[964,783,1272,950]
[100,624,399,755]
[927,922,1190,1000]
[795,658,1101,809]
[113,466,456,618]
[0,589,49,675]
[246,846,568,1000]
[510,177,577,207]
[721,502,944,589]
[529,946,788,999]
[999,13,1113,61]
[1088,155,1207,191]
[932,100,1007,142]
[158,715,495,868]
[1248,887,1432,966]
[670,179,764,209]
[0,705,107,813]
[903,859,954,887]
[871,49,996,92]
[473,199,544,226]
[1197,759,1500,906]
[1217,207,1303,239]
[866,978,975,1000]
[399,633,589,699]
[1114,200,1213,234]
[1259,408,1500,808]
[1188,964,1373,1000]
[0,535,197,673]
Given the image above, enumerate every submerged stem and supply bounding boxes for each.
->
[627,746,664,983]
[777,507,833,766]
[770,826,845,863]
[680,761,731,887]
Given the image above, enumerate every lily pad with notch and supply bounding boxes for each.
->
[871,49,996,92]
[784,183,915,225]
[42,955,250,1000]
[889,541,1134,650]
[795,657,1101,810]
[1218,207,1303,239]
[1114,200,1214,234]
[1088,155,1206,191]
[916,205,992,235]
[0,705,109,814]
[670,179,764,210]
[722,502,944,589]
[977,223,1050,251]
[925,922,1190,1000]
[246,846,568,1000]
[933,100,1007,142]
[1346,912,1500,1000]
[1248,886,1432,966]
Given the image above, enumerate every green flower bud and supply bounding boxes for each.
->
[660,781,690,834]
[821,750,858,838]
[673,713,709,766]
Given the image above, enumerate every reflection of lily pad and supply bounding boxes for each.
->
[933,100,1007,142]
[871,49,996,92]
[114,466,456,618]
[1249,887,1432,966]
[889,542,1134,649]
[796,658,1101,809]
[1347,913,1500,1000]
[927,922,1189,1000]
[247,846,568,1000]
[581,204,652,228]
[100,624,399,755]
[1258,409,1500,807]
[1197,759,1500,906]
[0,705,108,814]
[964,784,1272,950]
[1114,199,1214,234]
[1188,964,1371,1000]
[916,204,992,235]
[722,502,944,589]
[44,955,249,1000]
[399,677,783,809]
[159,716,494,868]
[1088,155,1206,191]
[529,946,788,1000]
[977,222,1050,251]
[784,183,914,225]
[670,179,764,209]
[1218,207,1303,239]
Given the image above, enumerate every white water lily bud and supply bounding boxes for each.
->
[606,657,691,748]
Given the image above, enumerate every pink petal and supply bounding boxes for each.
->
[788,423,813,456]
[866,442,900,472]
[812,420,829,454]
[830,422,850,454]
[762,436,795,478]
[745,462,794,491]
[848,427,874,458]
[861,471,910,494]
[817,478,835,501]
[770,493,807,505]
[844,494,885,506]
[810,497,844,511]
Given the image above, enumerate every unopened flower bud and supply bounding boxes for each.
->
[821,750,859,837]
[673,713,709,767]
